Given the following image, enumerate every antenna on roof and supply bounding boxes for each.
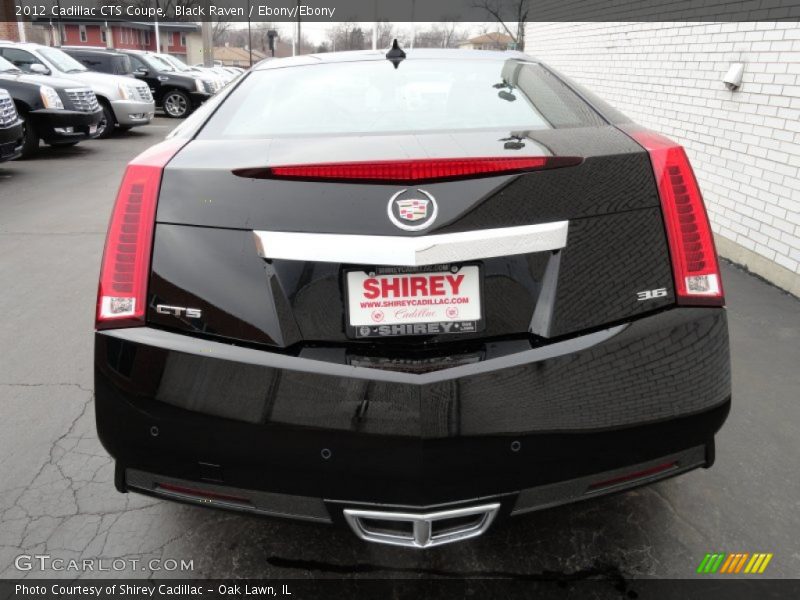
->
[385,39,406,69]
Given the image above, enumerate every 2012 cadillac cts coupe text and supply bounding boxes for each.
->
[94,49,731,548]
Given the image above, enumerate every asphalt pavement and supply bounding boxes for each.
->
[0,120,798,582]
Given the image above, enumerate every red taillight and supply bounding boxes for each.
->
[95,139,185,330]
[233,156,582,184]
[622,126,724,306]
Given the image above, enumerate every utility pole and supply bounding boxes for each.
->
[201,21,213,67]
[372,0,377,50]
[246,0,253,66]
[410,0,416,49]
[154,0,161,53]
[296,0,301,55]
[55,0,62,45]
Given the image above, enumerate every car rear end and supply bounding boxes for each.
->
[94,51,730,548]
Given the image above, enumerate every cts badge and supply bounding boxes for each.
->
[156,304,202,319]
[387,188,437,231]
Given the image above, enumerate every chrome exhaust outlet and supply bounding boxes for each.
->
[343,503,500,548]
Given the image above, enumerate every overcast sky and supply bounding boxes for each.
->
[232,22,496,46]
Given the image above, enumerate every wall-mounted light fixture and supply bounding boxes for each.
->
[723,63,745,91]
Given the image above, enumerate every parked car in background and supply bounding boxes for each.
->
[0,42,154,138]
[208,66,238,84]
[120,50,216,118]
[153,53,229,88]
[0,55,101,157]
[94,50,730,548]
[0,87,23,162]
[223,66,245,78]
[61,47,135,77]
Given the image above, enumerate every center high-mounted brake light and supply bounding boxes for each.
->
[233,156,583,184]
[621,125,724,306]
[95,139,185,330]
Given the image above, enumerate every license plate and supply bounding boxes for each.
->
[89,125,97,135]
[346,266,482,338]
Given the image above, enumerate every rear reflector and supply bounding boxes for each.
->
[95,139,185,329]
[622,126,724,306]
[587,461,677,492]
[233,156,582,184]
[156,483,251,505]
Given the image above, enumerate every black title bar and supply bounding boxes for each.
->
[8,0,800,23]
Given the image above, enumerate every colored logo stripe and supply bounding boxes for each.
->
[745,553,774,574]
[719,554,736,573]
[698,552,773,574]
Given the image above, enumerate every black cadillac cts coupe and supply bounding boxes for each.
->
[94,49,730,548]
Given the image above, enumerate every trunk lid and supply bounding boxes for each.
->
[147,125,675,348]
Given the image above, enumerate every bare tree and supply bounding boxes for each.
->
[376,22,395,49]
[441,22,467,48]
[474,0,530,51]
[212,20,231,45]
[414,23,466,48]
[326,23,368,52]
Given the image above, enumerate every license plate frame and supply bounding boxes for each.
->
[344,263,485,339]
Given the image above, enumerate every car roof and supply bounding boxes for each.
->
[0,41,42,48]
[61,47,127,57]
[252,48,536,71]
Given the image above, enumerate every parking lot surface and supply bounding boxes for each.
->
[1,120,799,581]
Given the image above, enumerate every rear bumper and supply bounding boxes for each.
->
[30,108,102,143]
[110,99,155,126]
[121,440,715,527]
[95,307,730,511]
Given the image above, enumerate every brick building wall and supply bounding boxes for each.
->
[62,24,106,47]
[526,21,800,296]
[0,0,21,41]
[0,21,18,41]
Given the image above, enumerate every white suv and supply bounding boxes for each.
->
[0,42,155,138]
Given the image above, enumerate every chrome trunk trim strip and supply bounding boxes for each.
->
[253,221,569,266]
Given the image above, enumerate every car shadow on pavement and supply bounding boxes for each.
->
[27,144,96,161]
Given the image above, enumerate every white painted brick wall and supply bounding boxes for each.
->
[526,22,800,277]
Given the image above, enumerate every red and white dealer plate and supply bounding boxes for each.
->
[346,266,482,331]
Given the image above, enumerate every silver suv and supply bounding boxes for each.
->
[0,42,155,138]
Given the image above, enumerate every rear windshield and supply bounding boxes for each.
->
[198,58,604,139]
